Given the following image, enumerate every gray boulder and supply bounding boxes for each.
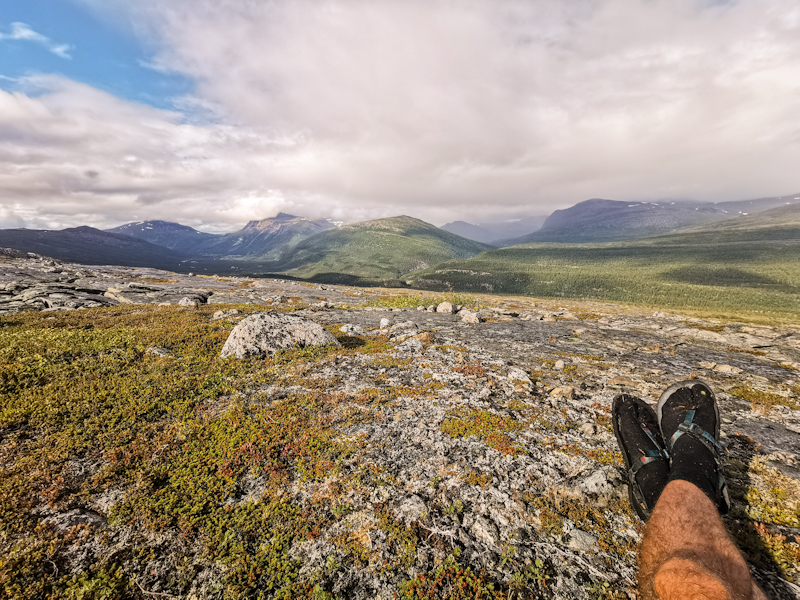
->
[436,301,454,314]
[220,311,340,359]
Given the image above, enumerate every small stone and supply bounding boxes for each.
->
[550,386,575,399]
[609,376,638,388]
[146,347,171,357]
[567,529,598,552]
[714,364,743,374]
[397,339,424,353]
[460,309,483,324]
[698,361,717,369]
[179,297,199,307]
[436,302,454,314]
[471,516,499,548]
[394,495,427,526]
[507,367,532,385]
[339,324,364,335]
[574,468,624,507]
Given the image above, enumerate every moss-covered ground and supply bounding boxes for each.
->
[2,299,799,598]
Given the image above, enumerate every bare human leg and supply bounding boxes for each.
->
[638,480,768,600]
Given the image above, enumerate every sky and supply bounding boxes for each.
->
[1,0,799,233]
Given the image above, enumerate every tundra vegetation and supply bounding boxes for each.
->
[2,285,799,599]
[407,240,800,324]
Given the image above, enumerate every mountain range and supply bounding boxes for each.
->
[499,194,800,245]
[106,213,335,258]
[1,192,798,285]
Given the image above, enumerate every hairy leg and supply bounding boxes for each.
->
[639,480,767,600]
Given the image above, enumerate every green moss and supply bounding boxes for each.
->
[375,507,420,570]
[363,292,482,309]
[62,563,128,599]
[743,458,800,528]
[729,385,799,411]
[440,409,525,455]
[398,553,504,599]
[555,443,623,467]
[531,493,637,558]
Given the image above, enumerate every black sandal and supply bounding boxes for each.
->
[612,394,671,521]
[657,380,731,514]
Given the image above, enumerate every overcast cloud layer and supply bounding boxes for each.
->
[2,0,800,231]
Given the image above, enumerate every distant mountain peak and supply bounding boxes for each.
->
[105,220,215,252]
[241,213,306,231]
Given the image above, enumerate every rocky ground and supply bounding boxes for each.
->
[2,250,800,599]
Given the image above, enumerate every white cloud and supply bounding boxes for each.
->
[6,0,800,230]
[0,22,73,59]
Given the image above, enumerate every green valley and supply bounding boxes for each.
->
[406,205,800,322]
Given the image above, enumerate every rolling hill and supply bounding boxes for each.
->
[271,216,494,281]
[0,226,187,270]
[639,202,800,244]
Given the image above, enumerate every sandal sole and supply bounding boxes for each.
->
[612,393,665,521]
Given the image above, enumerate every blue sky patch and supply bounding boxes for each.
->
[0,0,193,109]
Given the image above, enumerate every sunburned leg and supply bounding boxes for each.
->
[638,480,768,600]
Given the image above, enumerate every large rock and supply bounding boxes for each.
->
[220,311,340,359]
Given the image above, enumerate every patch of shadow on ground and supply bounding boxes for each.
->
[661,266,782,288]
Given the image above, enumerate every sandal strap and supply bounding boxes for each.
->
[641,423,669,460]
[628,419,669,479]
[629,451,662,476]
[668,409,725,456]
